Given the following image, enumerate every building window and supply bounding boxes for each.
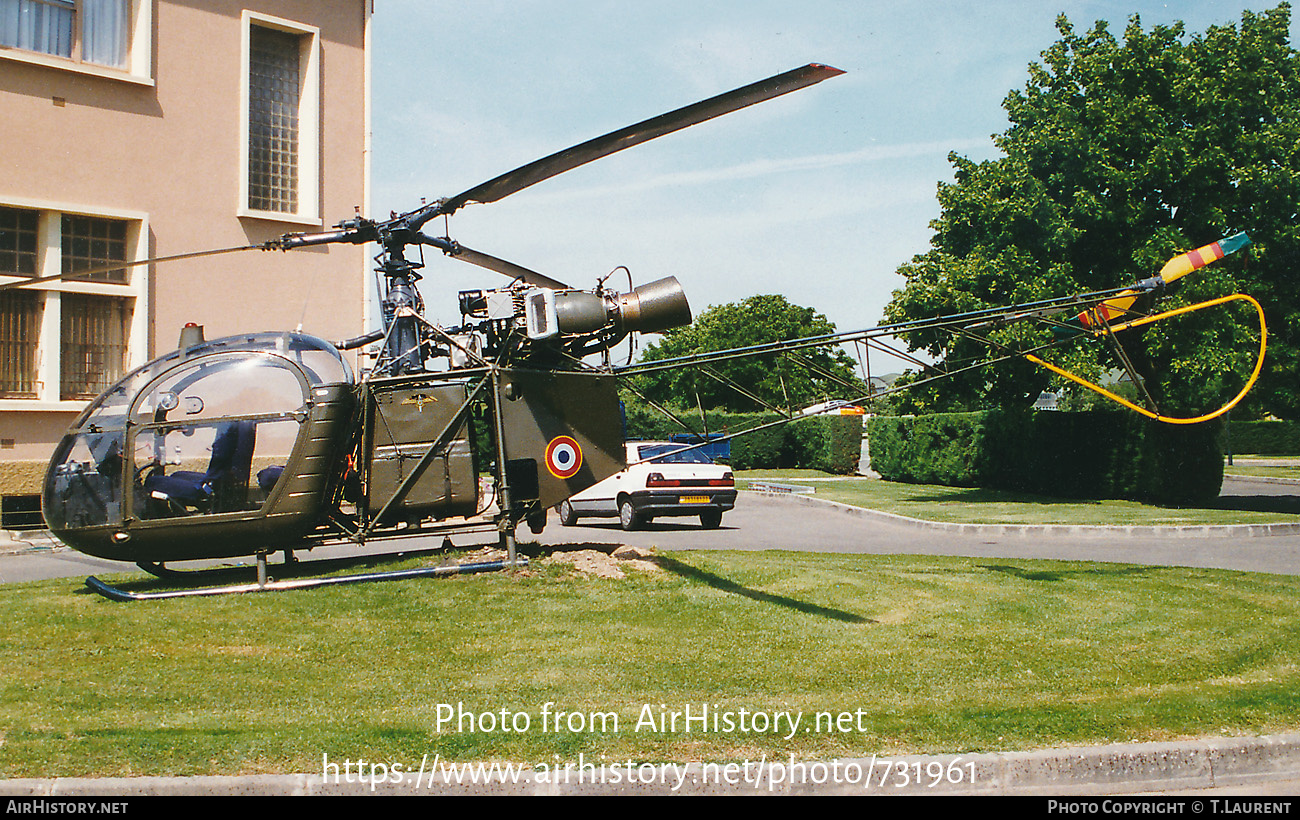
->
[0,290,41,398]
[248,26,301,213]
[60,292,130,400]
[240,13,320,223]
[0,0,134,71]
[62,213,128,283]
[0,201,145,406]
[0,206,41,399]
[0,206,38,275]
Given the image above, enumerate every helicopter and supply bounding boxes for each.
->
[22,63,846,599]
[7,64,1267,600]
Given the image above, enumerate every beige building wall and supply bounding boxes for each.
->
[0,0,371,508]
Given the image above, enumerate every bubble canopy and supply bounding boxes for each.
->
[43,332,356,560]
[70,331,351,431]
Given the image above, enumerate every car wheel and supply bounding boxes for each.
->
[557,500,578,526]
[700,510,723,529]
[619,499,641,531]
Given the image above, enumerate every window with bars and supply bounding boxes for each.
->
[247,25,300,214]
[0,290,41,398]
[1,206,41,398]
[60,292,129,400]
[0,203,141,404]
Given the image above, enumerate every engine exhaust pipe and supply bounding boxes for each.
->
[615,276,692,333]
[546,276,692,337]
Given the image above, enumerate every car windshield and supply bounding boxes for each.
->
[637,444,714,464]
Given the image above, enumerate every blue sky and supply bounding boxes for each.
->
[370,1,1298,369]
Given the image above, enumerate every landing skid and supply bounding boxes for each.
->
[89,554,527,601]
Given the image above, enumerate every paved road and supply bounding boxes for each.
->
[2,477,1298,796]
[4,476,1298,582]
[542,515,1300,575]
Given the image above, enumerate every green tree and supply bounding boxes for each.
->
[884,5,1300,419]
[628,294,865,412]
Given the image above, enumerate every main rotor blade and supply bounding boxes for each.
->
[0,245,260,292]
[445,242,570,289]
[433,63,845,219]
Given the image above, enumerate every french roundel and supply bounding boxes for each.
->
[545,435,583,479]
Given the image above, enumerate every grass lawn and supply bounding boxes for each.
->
[2,549,1299,777]
[737,470,1300,526]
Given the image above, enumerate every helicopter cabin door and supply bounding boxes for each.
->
[117,352,312,530]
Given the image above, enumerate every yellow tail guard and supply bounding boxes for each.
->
[1029,293,1267,424]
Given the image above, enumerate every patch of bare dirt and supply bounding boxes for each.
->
[447,545,659,579]
[544,545,661,579]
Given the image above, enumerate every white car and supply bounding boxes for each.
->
[557,441,736,530]
[798,399,866,416]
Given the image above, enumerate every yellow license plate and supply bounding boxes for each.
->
[680,495,710,504]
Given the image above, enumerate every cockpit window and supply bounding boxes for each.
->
[80,369,151,432]
[70,332,350,433]
[132,417,300,519]
[131,354,307,424]
[43,431,125,530]
[123,353,311,520]
[195,333,351,386]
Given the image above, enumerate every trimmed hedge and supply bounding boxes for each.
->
[1228,420,1300,455]
[867,410,1225,505]
[789,412,865,475]
[623,403,863,474]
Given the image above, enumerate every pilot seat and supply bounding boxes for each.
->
[143,421,256,515]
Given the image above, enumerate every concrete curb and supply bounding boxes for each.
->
[0,530,62,554]
[1225,473,1300,487]
[740,490,1300,538]
[3,734,1298,796]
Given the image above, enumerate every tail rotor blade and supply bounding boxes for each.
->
[1065,232,1253,333]
[1156,231,1251,286]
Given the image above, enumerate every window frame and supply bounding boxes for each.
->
[0,288,42,399]
[59,290,133,401]
[0,196,148,410]
[238,11,321,226]
[0,0,153,86]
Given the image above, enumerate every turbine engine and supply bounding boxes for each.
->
[454,276,691,364]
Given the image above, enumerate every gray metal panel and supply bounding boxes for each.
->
[364,381,479,521]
